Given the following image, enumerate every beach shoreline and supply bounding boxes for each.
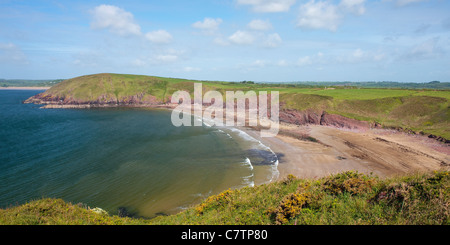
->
[242,123,449,181]
[27,96,450,181]
[170,105,449,181]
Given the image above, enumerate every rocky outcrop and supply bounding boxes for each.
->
[279,109,449,144]
[427,134,450,144]
[24,92,162,108]
[279,109,370,130]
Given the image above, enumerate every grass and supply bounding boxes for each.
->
[150,170,449,225]
[38,73,450,138]
[0,198,151,225]
[2,170,447,225]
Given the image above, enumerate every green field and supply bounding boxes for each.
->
[36,73,450,139]
[5,73,450,225]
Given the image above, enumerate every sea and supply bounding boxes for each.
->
[0,90,278,218]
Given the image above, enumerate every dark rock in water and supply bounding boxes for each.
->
[118,207,137,218]
[246,149,278,165]
[154,212,169,217]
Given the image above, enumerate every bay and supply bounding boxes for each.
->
[0,90,277,218]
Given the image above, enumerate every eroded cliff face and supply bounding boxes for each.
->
[279,109,449,144]
[279,109,370,130]
[24,92,162,108]
[24,91,449,144]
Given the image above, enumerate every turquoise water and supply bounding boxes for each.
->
[0,90,278,218]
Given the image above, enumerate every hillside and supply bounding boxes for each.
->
[24,73,450,141]
[1,171,448,225]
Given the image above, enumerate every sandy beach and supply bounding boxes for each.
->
[242,123,450,180]
[0,87,51,90]
[25,97,450,180]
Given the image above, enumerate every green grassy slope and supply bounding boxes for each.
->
[1,171,448,225]
[37,73,450,138]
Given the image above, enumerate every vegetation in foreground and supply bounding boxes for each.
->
[1,170,448,225]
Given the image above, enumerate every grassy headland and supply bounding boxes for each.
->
[25,73,450,140]
[1,171,448,225]
[4,74,449,225]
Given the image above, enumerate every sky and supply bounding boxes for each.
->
[0,0,449,82]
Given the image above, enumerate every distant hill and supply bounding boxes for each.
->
[264,81,450,90]
[0,79,64,87]
[3,76,450,90]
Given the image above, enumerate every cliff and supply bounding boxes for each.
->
[24,73,450,142]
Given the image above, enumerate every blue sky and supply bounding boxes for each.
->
[0,0,449,82]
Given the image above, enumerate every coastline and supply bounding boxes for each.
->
[27,97,450,181]
[243,123,449,180]
[0,86,51,90]
[169,105,449,181]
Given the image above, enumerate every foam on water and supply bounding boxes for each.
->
[243,157,253,170]
[169,108,279,189]
[211,125,280,185]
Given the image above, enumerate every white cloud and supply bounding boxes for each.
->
[247,19,272,31]
[154,54,178,63]
[296,0,367,31]
[183,66,201,72]
[264,33,282,48]
[132,58,146,67]
[296,52,328,66]
[335,48,388,63]
[340,0,366,15]
[0,43,28,64]
[145,30,173,44]
[297,56,313,66]
[90,4,141,36]
[352,48,364,59]
[236,0,296,13]
[402,37,443,60]
[151,49,186,64]
[72,51,104,67]
[396,0,426,7]
[277,59,288,66]
[228,30,255,45]
[373,53,386,62]
[213,37,230,46]
[297,0,342,31]
[192,18,223,34]
[252,59,268,67]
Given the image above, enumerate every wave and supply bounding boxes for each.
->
[242,173,255,187]
[192,112,280,185]
[223,127,280,184]
[243,157,253,170]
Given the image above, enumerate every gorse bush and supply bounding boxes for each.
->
[273,192,311,224]
[195,189,232,215]
[323,171,377,196]
[1,171,448,225]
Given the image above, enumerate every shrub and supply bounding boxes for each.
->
[282,174,297,185]
[323,171,377,196]
[273,192,311,225]
[374,171,449,210]
[195,189,232,215]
